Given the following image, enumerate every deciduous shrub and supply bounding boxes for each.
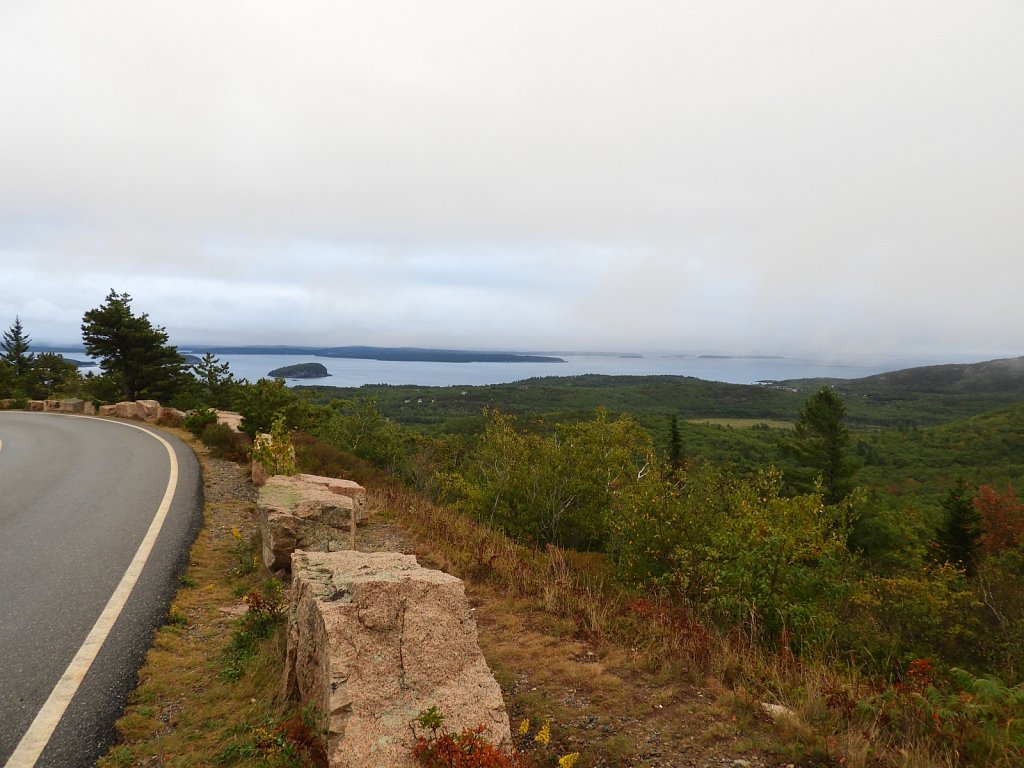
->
[437,409,652,550]
[313,397,408,474]
[608,464,853,652]
[974,483,1024,554]
[842,563,983,671]
[249,414,298,477]
[293,432,391,487]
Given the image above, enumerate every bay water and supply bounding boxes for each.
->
[194,352,959,389]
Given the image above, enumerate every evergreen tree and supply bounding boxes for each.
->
[936,478,981,572]
[0,354,15,398]
[28,352,81,399]
[191,352,240,409]
[786,386,860,504]
[81,290,187,402]
[237,377,296,436]
[1,316,35,379]
[669,414,683,471]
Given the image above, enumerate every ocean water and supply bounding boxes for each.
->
[196,352,954,389]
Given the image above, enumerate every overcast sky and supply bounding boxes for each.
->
[1,1,1021,361]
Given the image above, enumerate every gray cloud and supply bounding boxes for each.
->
[1,1,1021,359]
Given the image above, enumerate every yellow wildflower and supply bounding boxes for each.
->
[534,720,550,746]
[517,718,530,736]
[558,753,581,768]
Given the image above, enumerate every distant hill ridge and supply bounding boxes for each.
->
[855,355,1024,393]
[787,355,1024,395]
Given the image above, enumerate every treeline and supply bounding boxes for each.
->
[0,317,84,401]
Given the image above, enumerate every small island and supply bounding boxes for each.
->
[268,362,331,379]
[61,357,97,368]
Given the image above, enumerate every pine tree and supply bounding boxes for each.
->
[786,386,860,504]
[1,316,35,378]
[81,291,186,402]
[669,414,683,471]
[191,352,239,409]
[936,478,981,571]
[29,352,81,399]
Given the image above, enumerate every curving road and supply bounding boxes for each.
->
[0,412,202,768]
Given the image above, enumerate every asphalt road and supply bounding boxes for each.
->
[0,412,202,768]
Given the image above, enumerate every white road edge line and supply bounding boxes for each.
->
[4,416,180,768]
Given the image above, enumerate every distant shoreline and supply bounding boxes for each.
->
[186,345,567,364]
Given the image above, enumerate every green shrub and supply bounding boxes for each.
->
[437,408,652,550]
[313,397,408,474]
[185,405,218,436]
[237,378,296,436]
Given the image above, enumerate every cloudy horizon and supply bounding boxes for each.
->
[2,2,1021,364]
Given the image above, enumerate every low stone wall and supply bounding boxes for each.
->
[4,398,98,415]
[258,474,369,571]
[4,397,185,422]
[96,399,184,423]
[284,550,511,768]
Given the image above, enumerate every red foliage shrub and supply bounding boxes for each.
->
[974,484,1024,554]
[414,724,529,768]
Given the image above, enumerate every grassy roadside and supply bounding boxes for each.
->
[97,443,301,768]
